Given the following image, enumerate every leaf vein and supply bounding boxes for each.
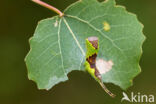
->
[34,41,58,61]
[63,18,85,56]
[66,15,125,57]
[58,19,67,75]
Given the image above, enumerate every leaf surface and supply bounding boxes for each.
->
[25,0,145,90]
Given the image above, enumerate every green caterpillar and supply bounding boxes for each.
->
[85,36,115,98]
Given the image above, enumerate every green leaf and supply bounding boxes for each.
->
[25,0,145,90]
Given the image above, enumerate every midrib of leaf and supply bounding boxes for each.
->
[63,18,85,56]
[64,15,126,58]
[58,17,85,74]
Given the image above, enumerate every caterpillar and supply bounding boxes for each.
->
[85,36,115,98]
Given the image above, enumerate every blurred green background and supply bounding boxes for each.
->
[0,0,156,104]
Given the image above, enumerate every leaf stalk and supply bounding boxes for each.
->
[32,0,64,17]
